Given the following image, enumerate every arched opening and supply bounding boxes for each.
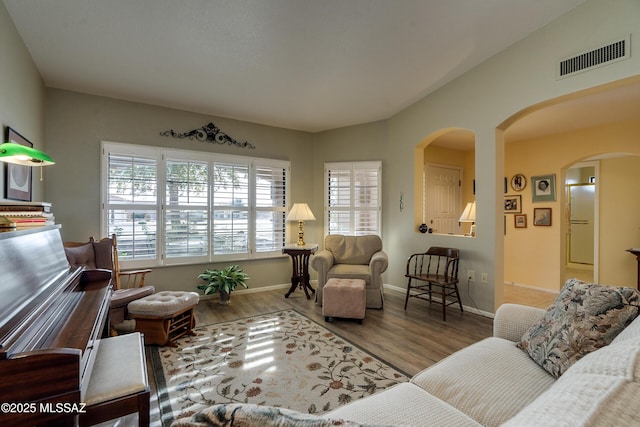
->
[414,128,475,236]
[499,77,640,307]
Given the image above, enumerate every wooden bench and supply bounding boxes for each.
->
[80,332,150,427]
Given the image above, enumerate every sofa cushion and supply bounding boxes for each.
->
[411,337,554,427]
[503,337,640,426]
[325,235,382,265]
[518,278,640,378]
[325,382,481,427]
[612,312,640,344]
[328,264,371,285]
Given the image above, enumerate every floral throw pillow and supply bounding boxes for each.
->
[518,278,640,378]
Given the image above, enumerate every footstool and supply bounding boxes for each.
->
[128,291,199,346]
[322,278,366,323]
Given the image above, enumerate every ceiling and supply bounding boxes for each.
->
[3,0,590,133]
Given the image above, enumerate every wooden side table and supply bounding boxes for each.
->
[283,243,318,299]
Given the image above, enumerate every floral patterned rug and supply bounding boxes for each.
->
[151,309,409,426]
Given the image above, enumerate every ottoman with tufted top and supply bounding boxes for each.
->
[128,291,199,346]
[322,278,366,323]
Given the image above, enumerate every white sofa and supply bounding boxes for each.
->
[173,281,640,426]
[325,300,640,426]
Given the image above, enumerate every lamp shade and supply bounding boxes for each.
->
[287,203,316,222]
[459,201,476,223]
[0,142,55,166]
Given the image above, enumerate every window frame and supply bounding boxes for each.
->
[102,141,290,268]
[324,161,382,236]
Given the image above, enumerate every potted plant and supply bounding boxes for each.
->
[197,264,249,304]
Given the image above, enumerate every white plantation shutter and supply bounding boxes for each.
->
[212,158,250,256]
[165,155,209,263]
[325,161,381,236]
[255,162,287,253]
[105,148,159,264]
[102,142,289,267]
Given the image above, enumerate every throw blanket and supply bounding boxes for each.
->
[171,403,387,427]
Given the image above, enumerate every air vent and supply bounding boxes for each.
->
[557,36,630,79]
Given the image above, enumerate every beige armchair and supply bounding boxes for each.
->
[311,234,388,309]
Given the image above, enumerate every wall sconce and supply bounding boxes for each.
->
[287,203,316,246]
[459,201,476,237]
[0,142,54,166]
[0,142,55,181]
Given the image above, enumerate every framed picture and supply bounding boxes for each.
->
[531,174,556,202]
[510,174,527,191]
[514,214,527,228]
[504,195,522,213]
[533,208,552,226]
[4,127,32,201]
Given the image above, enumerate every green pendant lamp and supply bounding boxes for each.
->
[0,142,55,166]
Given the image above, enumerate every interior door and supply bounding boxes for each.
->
[425,165,461,234]
[569,184,595,264]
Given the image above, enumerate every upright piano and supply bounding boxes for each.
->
[0,226,112,426]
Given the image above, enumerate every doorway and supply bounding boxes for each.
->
[424,164,462,235]
[565,162,597,283]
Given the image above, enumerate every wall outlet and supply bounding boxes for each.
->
[481,273,488,283]
[467,270,475,281]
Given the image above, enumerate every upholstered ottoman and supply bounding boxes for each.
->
[128,291,199,346]
[322,278,366,323]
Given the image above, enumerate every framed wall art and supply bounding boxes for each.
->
[510,174,526,191]
[531,174,556,202]
[504,195,522,213]
[4,127,32,201]
[533,208,552,226]
[514,214,527,228]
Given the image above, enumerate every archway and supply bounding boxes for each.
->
[413,128,475,236]
[498,77,640,306]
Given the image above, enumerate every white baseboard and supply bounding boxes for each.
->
[200,282,494,318]
[383,284,494,319]
[504,282,559,295]
[198,283,291,301]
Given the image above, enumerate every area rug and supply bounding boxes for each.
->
[151,309,409,426]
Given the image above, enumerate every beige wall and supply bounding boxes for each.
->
[45,89,316,293]
[599,155,640,286]
[505,119,640,290]
[0,3,46,201]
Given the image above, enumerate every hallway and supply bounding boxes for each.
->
[504,265,593,309]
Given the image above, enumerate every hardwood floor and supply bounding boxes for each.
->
[138,286,494,427]
[194,286,494,375]
[503,283,557,309]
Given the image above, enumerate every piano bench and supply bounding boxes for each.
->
[128,291,200,347]
[80,332,150,427]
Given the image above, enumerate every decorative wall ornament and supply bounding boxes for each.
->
[160,122,256,149]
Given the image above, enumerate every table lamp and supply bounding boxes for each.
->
[287,203,316,246]
[459,201,476,237]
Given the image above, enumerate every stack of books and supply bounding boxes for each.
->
[0,201,55,230]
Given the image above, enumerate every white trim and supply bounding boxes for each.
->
[102,141,290,268]
[383,284,494,319]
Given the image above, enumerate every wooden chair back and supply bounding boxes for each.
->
[64,234,151,291]
[406,246,460,284]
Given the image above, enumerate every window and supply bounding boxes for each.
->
[102,142,289,267]
[324,161,381,236]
